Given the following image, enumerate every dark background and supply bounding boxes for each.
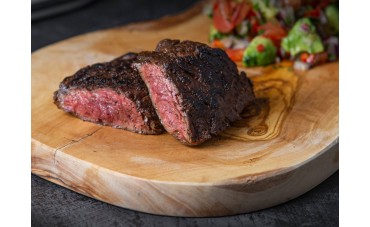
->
[32,0,339,226]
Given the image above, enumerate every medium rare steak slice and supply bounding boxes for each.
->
[53,53,164,135]
[134,39,256,145]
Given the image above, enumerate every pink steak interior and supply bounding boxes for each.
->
[139,64,190,142]
[61,88,146,132]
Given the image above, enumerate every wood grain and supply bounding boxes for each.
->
[31,6,338,217]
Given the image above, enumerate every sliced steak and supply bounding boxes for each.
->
[134,39,256,145]
[53,53,164,135]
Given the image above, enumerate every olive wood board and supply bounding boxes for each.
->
[31,4,339,217]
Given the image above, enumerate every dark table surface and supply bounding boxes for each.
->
[31,0,339,226]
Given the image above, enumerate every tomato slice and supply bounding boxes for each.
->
[231,2,250,29]
[257,22,287,47]
[213,0,233,33]
[213,0,250,33]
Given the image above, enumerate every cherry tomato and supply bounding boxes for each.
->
[249,16,260,37]
[256,44,265,53]
[304,8,321,18]
[304,0,330,18]
[211,39,226,49]
[225,49,244,62]
[300,52,309,62]
[241,8,262,36]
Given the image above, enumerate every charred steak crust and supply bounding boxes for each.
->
[135,39,256,145]
[53,52,164,134]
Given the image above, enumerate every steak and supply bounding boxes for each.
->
[53,53,164,135]
[134,39,256,145]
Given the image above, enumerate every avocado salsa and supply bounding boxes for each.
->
[208,0,339,70]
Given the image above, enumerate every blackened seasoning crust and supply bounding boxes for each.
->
[135,39,256,145]
[53,53,164,135]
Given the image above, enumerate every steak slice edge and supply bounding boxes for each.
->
[53,53,165,135]
[134,39,256,145]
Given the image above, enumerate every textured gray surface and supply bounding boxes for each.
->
[31,173,339,226]
[32,0,339,226]
[31,0,200,52]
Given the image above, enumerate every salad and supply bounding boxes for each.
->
[205,0,339,70]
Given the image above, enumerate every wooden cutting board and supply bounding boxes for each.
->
[31,4,339,217]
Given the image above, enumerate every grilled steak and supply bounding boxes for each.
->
[53,53,164,135]
[134,39,256,145]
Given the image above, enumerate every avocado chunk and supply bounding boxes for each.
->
[281,18,324,57]
[252,0,278,22]
[325,5,339,34]
[243,36,277,67]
